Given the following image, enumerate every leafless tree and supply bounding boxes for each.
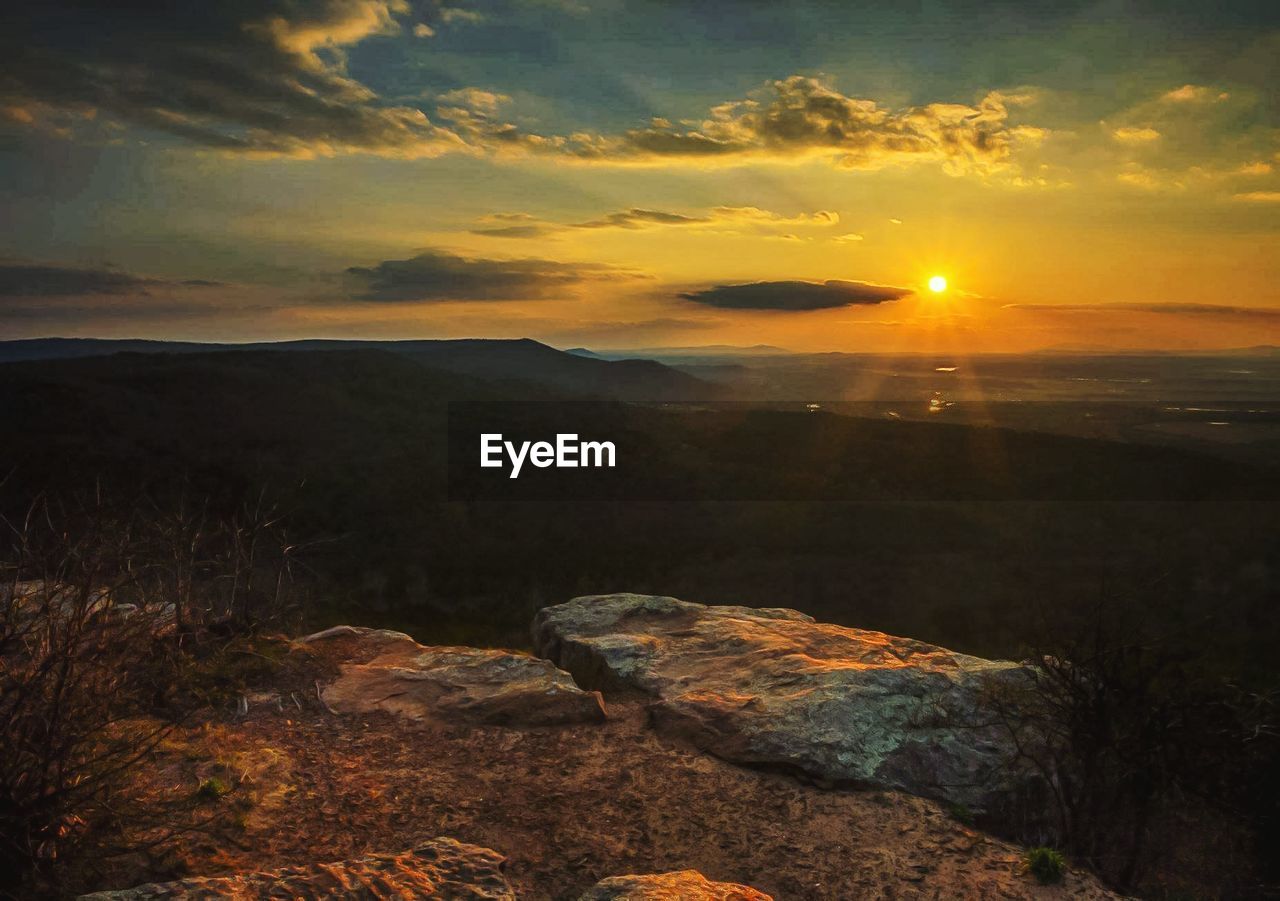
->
[985,592,1278,893]
[0,490,308,896]
[0,496,176,895]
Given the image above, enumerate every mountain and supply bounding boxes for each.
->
[0,337,718,401]
[2,347,1276,666]
[1031,343,1280,357]
[0,337,216,362]
[567,344,792,361]
[388,338,717,400]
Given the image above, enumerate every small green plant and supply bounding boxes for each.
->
[1024,847,1066,885]
[194,776,231,802]
[945,802,975,826]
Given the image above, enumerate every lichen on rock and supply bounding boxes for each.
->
[534,593,1033,811]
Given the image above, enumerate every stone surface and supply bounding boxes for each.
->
[304,625,606,726]
[580,870,773,900]
[79,837,515,899]
[534,594,1032,811]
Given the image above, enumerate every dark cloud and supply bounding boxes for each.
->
[470,224,560,239]
[345,249,637,302]
[472,206,839,238]
[680,279,912,311]
[1003,302,1280,320]
[0,300,234,323]
[1,3,1045,175]
[574,209,708,229]
[0,263,221,297]
[0,263,157,297]
[472,209,714,238]
[0,1,465,158]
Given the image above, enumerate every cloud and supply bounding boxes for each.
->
[469,224,561,239]
[573,205,837,230]
[1003,302,1280,320]
[1099,83,1272,194]
[1161,85,1231,104]
[0,262,223,297]
[574,209,709,230]
[545,78,1043,173]
[470,211,563,238]
[439,7,486,25]
[1233,191,1280,202]
[1,18,1047,176]
[0,262,236,330]
[1234,161,1273,176]
[472,205,839,238]
[0,0,473,158]
[345,249,638,302]
[1116,164,1163,189]
[1111,126,1161,144]
[712,207,839,226]
[831,233,865,243]
[436,88,511,116]
[679,279,912,311]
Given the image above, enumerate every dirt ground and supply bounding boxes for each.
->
[95,636,1120,901]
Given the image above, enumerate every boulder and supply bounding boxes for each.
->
[580,870,772,900]
[79,837,515,899]
[534,594,1032,811]
[304,625,606,726]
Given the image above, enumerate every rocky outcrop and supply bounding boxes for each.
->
[580,870,772,900]
[79,837,515,899]
[534,594,1032,811]
[304,625,606,726]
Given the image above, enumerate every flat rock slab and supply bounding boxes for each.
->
[534,594,1031,811]
[79,837,515,899]
[303,625,606,726]
[580,870,772,900]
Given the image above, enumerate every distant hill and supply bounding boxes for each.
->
[390,338,717,400]
[5,346,1272,516]
[572,344,792,361]
[0,337,215,362]
[1,347,1277,679]
[0,337,718,402]
[1031,343,1280,357]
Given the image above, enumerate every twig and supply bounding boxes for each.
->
[315,679,337,715]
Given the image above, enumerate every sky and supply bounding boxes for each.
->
[1,0,1278,352]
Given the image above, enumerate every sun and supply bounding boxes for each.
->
[927,275,948,293]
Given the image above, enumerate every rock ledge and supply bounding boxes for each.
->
[304,625,607,726]
[534,593,1031,810]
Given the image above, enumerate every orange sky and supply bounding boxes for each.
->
[1,1,1277,351]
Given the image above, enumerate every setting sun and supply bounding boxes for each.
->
[928,275,948,293]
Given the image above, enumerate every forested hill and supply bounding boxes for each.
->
[0,337,718,401]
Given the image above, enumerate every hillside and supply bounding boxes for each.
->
[0,349,1276,671]
[0,352,1277,897]
[0,338,717,402]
